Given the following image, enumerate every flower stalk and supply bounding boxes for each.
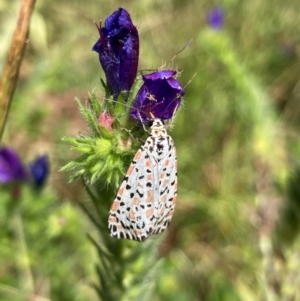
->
[62,7,185,300]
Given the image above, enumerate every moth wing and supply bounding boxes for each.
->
[108,138,157,242]
[152,136,177,235]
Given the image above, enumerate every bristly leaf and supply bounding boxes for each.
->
[60,154,90,172]
[88,92,102,117]
[62,136,96,145]
[75,97,100,136]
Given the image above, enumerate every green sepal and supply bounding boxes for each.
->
[94,138,112,157]
[98,124,114,139]
[115,91,127,117]
[126,76,143,115]
[115,91,128,127]
[100,78,110,99]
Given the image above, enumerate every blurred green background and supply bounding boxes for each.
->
[1,0,300,300]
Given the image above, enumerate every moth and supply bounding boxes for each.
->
[108,118,177,241]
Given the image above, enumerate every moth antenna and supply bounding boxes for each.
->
[159,39,193,69]
[183,72,197,90]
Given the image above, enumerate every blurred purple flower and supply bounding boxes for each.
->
[28,155,49,189]
[92,8,139,97]
[0,147,27,184]
[130,70,185,123]
[207,6,224,30]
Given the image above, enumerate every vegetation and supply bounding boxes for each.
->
[1,0,300,300]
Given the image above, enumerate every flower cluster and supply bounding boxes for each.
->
[0,147,49,191]
[62,8,185,187]
[92,7,185,123]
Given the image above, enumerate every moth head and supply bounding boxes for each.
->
[150,118,164,130]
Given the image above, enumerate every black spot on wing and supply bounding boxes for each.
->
[136,190,144,197]
[160,187,168,195]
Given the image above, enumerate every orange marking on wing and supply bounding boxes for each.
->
[132,198,140,205]
[134,150,142,160]
[164,159,170,166]
[163,179,169,187]
[161,195,167,202]
[111,201,119,211]
[108,216,117,223]
[145,159,151,167]
[129,210,135,219]
[127,165,135,176]
[147,174,153,181]
[118,187,124,196]
[134,229,142,236]
[168,210,174,217]
[159,172,165,179]
[146,208,154,217]
[172,196,177,205]
[146,190,154,202]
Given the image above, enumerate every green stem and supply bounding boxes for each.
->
[12,213,34,295]
[0,283,50,301]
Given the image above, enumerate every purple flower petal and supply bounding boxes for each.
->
[130,70,185,123]
[0,147,27,183]
[207,6,224,30]
[28,155,49,189]
[92,8,139,97]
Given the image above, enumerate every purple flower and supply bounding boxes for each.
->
[207,6,224,30]
[28,155,49,189]
[92,8,139,97]
[0,147,27,184]
[130,70,185,123]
